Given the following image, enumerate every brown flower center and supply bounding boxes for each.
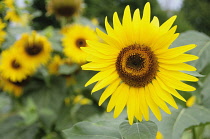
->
[11,60,21,69]
[76,38,86,48]
[116,44,158,88]
[55,5,77,17]
[25,42,43,56]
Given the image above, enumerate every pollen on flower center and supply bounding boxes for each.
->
[11,59,21,69]
[116,44,158,88]
[126,54,145,70]
[25,42,43,56]
[76,38,86,48]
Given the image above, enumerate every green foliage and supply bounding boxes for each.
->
[151,105,210,139]
[181,0,210,36]
[63,120,157,139]
[59,64,79,75]
[119,121,157,139]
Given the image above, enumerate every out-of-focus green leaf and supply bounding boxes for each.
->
[119,121,157,139]
[19,99,38,126]
[171,30,210,72]
[48,30,63,53]
[59,64,79,75]
[63,120,124,139]
[39,108,57,130]
[0,116,39,139]
[0,93,12,115]
[153,105,210,139]
[182,71,205,77]
[24,75,67,114]
[55,106,74,131]
[201,74,210,108]
[203,124,210,139]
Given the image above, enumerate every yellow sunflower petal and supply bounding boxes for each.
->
[127,87,136,125]
[123,6,132,26]
[159,68,198,82]
[139,87,150,121]
[81,62,114,70]
[96,28,121,50]
[151,16,160,27]
[159,15,177,33]
[142,2,151,23]
[157,72,195,92]
[91,72,119,93]
[153,79,178,109]
[157,44,196,59]
[133,9,141,42]
[114,83,129,118]
[81,47,116,58]
[122,5,134,45]
[148,83,171,114]
[85,69,115,87]
[152,26,178,51]
[87,40,119,54]
[145,85,162,121]
[99,79,121,106]
[159,63,197,71]
[133,88,143,121]
[107,83,124,112]
[158,54,198,64]
[105,16,115,37]
[113,12,122,29]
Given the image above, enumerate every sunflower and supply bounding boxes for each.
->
[3,0,22,23]
[0,19,6,46]
[47,0,83,18]
[82,2,198,125]
[62,24,98,64]
[0,47,35,82]
[0,76,26,97]
[13,31,52,67]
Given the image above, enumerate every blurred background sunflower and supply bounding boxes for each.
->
[13,31,52,67]
[62,24,98,64]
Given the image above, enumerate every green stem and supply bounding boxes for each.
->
[192,128,196,139]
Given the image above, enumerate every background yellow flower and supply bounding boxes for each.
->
[62,24,98,64]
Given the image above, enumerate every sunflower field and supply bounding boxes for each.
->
[0,0,210,139]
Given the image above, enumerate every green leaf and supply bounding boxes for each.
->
[19,99,39,126]
[0,93,12,114]
[38,108,57,130]
[119,121,157,139]
[0,115,39,139]
[63,120,123,139]
[59,64,79,75]
[24,75,67,120]
[182,71,205,77]
[201,74,210,108]
[171,30,210,72]
[153,105,210,139]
